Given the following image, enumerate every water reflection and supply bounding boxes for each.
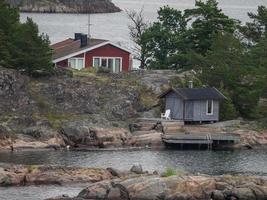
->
[0,149,266,176]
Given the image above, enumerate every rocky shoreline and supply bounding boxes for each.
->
[1,121,267,152]
[1,164,267,200]
[49,175,267,200]
[0,67,266,152]
[6,0,121,14]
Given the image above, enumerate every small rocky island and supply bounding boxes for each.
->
[5,0,121,13]
[1,164,267,200]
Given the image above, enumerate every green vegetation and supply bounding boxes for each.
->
[0,0,53,76]
[27,165,39,173]
[138,85,158,109]
[134,0,267,120]
[162,168,177,177]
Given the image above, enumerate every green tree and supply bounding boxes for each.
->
[140,1,237,69]
[184,0,238,55]
[195,33,262,118]
[219,88,238,121]
[141,6,188,69]
[0,0,53,76]
[240,6,267,44]
[9,18,53,75]
[0,0,19,66]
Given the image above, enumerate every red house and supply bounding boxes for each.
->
[51,33,132,73]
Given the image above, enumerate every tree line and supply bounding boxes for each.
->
[127,0,267,120]
[0,0,53,76]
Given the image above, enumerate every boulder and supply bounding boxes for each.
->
[22,126,57,141]
[130,164,143,174]
[78,180,112,199]
[129,132,164,149]
[211,190,225,200]
[230,187,256,200]
[60,122,90,145]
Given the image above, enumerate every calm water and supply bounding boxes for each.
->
[20,0,267,45]
[19,0,267,67]
[0,149,267,199]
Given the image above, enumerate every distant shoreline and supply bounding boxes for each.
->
[6,0,121,14]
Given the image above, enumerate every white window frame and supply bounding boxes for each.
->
[206,100,214,115]
[68,57,85,70]
[93,56,122,72]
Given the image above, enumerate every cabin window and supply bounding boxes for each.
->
[108,58,113,70]
[68,58,84,70]
[101,58,107,67]
[93,58,100,67]
[206,100,213,115]
[93,57,122,72]
[115,58,121,73]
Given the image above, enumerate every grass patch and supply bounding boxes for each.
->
[27,165,39,174]
[41,113,89,129]
[161,168,187,177]
[162,168,177,177]
[72,68,97,77]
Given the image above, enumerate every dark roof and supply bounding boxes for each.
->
[51,38,108,60]
[159,87,226,100]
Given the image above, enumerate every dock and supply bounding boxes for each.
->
[133,118,241,150]
[162,132,240,149]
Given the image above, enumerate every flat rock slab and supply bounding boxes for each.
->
[0,165,113,187]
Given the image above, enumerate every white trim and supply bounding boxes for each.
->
[83,52,86,68]
[53,41,131,63]
[206,100,214,115]
[93,56,123,72]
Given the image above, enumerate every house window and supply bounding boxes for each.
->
[206,100,213,115]
[68,58,84,70]
[115,58,121,73]
[93,58,100,67]
[93,57,122,72]
[101,58,107,67]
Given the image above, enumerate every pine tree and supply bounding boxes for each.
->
[10,18,53,75]
[0,0,53,76]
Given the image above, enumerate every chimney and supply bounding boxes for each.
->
[188,80,193,88]
[74,33,82,41]
[74,33,88,48]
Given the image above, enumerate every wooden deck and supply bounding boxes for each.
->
[162,132,240,146]
[137,118,184,124]
[135,118,241,150]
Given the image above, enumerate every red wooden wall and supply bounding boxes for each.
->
[55,44,131,72]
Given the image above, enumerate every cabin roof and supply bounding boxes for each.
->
[51,38,108,60]
[159,87,227,100]
[51,37,131,63]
